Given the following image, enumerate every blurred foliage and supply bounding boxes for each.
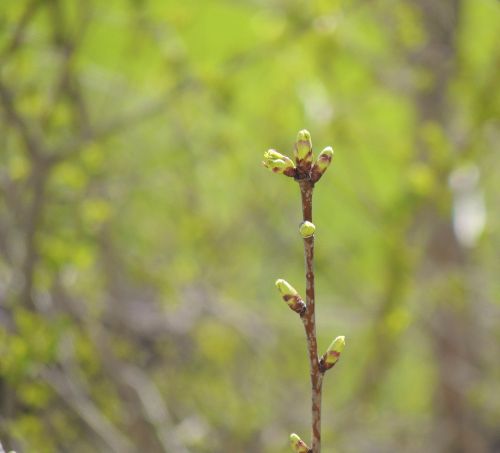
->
[0,0,499,452]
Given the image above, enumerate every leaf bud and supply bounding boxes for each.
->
[299,221,315,238]
[320,335,346,371]
[294,129,313,173]
[275,279,306,315]
[263,149,296,177]
[310,146,334,182]
[290,433,310,453]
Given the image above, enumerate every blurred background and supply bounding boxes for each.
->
[0,0,499,452]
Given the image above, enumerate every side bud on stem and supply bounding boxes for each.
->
[319,335,346,372]
[263,149,296,177]
[275,279,306,315]
[290,433,311,453]
[294,129,313,175]
[299,221,315,238]
[310,146,334,183]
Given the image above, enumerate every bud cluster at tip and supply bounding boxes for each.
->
[263,130,334,183]
[320,335,346,372]
[275,279,306,315]
[299,221,315,238]
[290,433,310,453]
[262,149,296,177]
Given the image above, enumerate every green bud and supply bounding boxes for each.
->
[290,433,310,453]
[275,279,306,315]
[264,149,285,160]
[310,146,334,182]
[299,221,315,238]
[295,130,312,159]
[294,129,313,171]
[316,146,334,170]
[264,158,287,173]
[275,279,298,296]
[263,149,296,177]
[321,335,346,371]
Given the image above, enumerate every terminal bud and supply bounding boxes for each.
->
[294,129,313,174]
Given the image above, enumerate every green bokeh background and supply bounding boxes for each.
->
[0,1,499,452]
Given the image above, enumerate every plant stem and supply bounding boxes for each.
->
[299,180,323,453]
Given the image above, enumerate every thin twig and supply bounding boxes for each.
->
[41,366,134,453]
[299,180,323,453]
[265,131,340,453]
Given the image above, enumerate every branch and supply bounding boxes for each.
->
[41,366,134,453]
[121,366,191,453]
[0,79,44,159]
[298,180,323,452]
[265,130,344,453]
[49,77,199,165]
[0,0,40,61]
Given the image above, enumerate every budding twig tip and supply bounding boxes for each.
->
[294,129,314,173]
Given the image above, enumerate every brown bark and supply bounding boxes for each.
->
[299,180,323,453]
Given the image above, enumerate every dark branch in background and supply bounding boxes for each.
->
[411,1,488,451]
[41,366,134,453]
[0,0,41,62]
[0,4,200,448]
[264,131,344,453]
[42,0,92,134]
[0,80,44,159]
[49,78,199,165]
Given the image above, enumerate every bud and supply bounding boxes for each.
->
[290,433,310,453]
[265,149,287,160]
[299,221,315,238]
[310,146,334,182]
[295,130,313,160]
[320,335,345,371]
[294,129,313,172]
[263,149,296,177]
[275,279,306,315]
